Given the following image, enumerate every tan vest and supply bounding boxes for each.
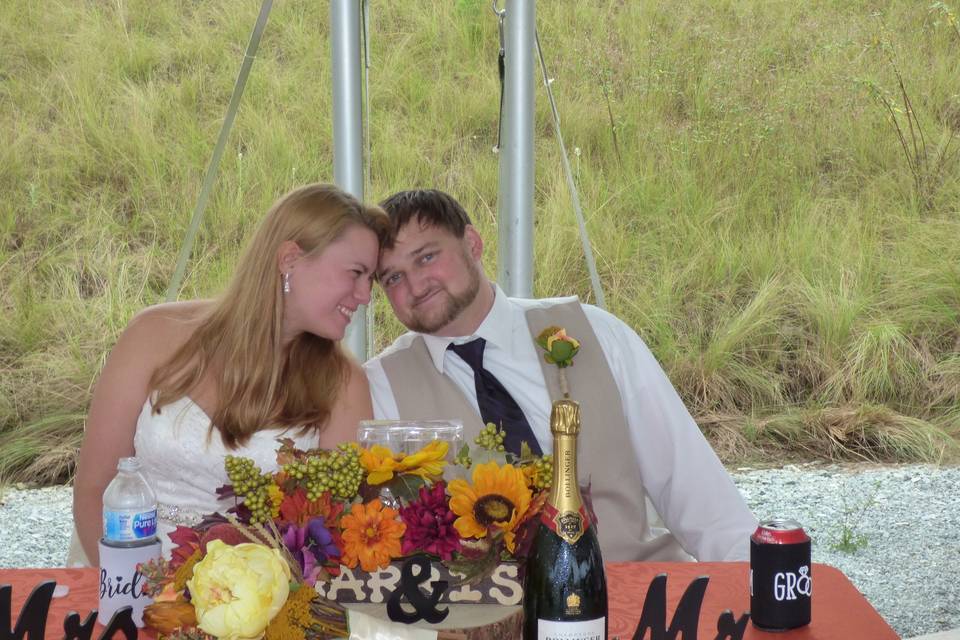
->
[380,299,689,562]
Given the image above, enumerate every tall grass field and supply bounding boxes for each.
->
[2,0,959,485]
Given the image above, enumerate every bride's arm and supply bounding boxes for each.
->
[73,304,193,565]
[318,359,373,448]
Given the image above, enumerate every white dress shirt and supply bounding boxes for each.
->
[364,286,758,561]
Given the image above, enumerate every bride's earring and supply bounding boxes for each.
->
[282,272,291,294]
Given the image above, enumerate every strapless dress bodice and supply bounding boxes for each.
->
[133,396,317,555]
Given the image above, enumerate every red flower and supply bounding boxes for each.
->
[167,526,201,570]
[279,487,344,526]
[399,482,462,561]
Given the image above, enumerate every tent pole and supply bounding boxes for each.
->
[331,0,367,358]
[496,0,536,298]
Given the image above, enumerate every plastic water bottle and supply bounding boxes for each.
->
[99,457,160,627]
[102,457,157,547]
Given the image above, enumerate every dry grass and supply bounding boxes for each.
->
[2,0,960,484]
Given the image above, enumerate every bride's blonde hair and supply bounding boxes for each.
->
[150,183,388,448]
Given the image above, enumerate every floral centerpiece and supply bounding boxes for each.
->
[140,426,555,640]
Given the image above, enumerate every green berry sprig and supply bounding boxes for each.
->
[282,442,363,501]
[529,454,554,490]
[453,451,472,468]
[224,455,273,523]
[474,422,506,452]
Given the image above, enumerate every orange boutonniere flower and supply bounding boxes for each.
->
[535,326,581,398]
[535,326,580,368]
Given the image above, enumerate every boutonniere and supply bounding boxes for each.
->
[535,326,580,398]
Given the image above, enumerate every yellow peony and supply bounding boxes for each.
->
[187,540,291,640]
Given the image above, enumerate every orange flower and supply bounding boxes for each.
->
[340,499,406,572]
[143,600,198,634]
[151,582,181,603]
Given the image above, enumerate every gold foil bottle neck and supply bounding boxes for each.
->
[550,399,581,436]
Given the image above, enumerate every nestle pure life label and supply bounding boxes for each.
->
[104,508,157,542]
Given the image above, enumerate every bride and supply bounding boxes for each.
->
[71,183,388,565]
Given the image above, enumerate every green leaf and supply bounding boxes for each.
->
[519,441,534,462]
[387,474,427,503]
[471,448,509,467]
[550,340,576,362]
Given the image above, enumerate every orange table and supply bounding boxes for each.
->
[1,563,898,639]
[606,563,899,639]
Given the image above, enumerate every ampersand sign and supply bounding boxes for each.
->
[386,555,449,625]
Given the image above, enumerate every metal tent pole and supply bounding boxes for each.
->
[166,0,273,302]
[331,0,367,358]
[496,0,536,299]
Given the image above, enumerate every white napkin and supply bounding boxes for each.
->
[347,609,439,640]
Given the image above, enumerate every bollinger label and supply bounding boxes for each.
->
[544,430,588,543]
[537,616,605,640]
[541,503,591,545]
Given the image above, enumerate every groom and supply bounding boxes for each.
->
[364,189,757,562]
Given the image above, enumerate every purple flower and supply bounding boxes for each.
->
[399,481,462,561]
[282,517,341,585]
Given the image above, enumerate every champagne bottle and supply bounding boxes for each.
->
[523,400,608,640]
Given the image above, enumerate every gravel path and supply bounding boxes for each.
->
[0,485,75,568]
[731,463,960,639]
[1,464,957,638]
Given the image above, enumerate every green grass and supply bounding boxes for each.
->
[2,0,959,484]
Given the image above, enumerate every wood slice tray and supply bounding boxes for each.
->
[344,603,523,639]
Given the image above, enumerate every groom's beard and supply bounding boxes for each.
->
[404,254,482,335]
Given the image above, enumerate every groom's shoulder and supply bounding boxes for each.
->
[511,295,630,334]
[366,331,424,365]
[510,294,581,311]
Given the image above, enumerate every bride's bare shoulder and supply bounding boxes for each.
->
[119,300,213,357]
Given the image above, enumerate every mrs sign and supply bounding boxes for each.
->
[1,581,136,640]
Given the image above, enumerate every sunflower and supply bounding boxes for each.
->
[360,440,449,485]
[447,461,532,552]
[340,499,406,572]
[397,440,448,479]
[359,446,401,485]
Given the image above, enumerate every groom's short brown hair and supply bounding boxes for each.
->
[379,189,472,248]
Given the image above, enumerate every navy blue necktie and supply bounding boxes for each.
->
[448,338,543,456]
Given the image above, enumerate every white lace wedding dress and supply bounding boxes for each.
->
[67,396,318,565]
[135,396,319,555]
